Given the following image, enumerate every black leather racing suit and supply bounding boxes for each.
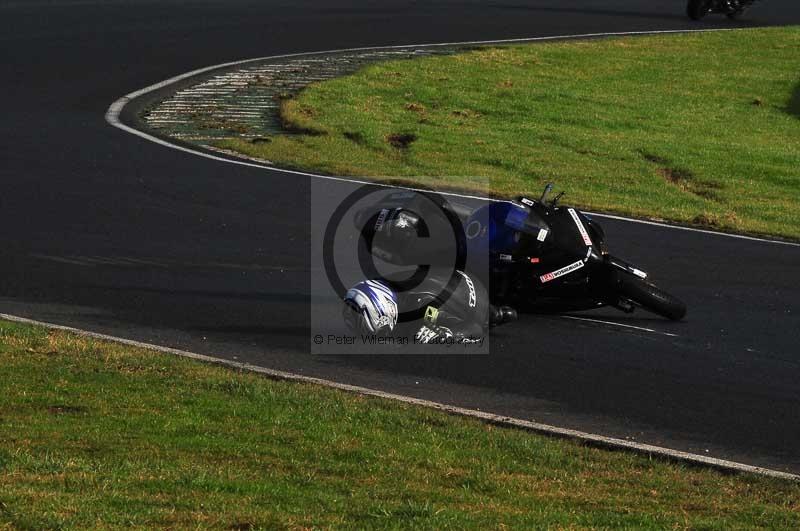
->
[381,267,515,344]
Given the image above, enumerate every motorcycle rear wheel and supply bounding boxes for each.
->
[616,274,687,321]
[687,0,713,20]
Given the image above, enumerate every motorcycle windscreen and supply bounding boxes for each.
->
[470,202,551,260]
[543,209,595,260]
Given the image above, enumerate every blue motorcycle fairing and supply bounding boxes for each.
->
[465,201,544,259]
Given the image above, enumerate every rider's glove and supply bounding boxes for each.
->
[414,325,454,344]
[415,325,485,345]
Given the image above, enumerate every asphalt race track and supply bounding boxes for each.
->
[3,1,800,473]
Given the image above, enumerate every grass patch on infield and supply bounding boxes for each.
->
[217,27,800,239]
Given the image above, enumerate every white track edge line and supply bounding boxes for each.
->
[106,27,798,248]
[561,315,680,337]
[1,312,796,482]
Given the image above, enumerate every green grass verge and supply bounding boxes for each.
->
[1,320,800,528]
[216,27,800,239]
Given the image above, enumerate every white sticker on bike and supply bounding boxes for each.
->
[537,228,548,242]
[539,260,585,284]
[568,208,593,247]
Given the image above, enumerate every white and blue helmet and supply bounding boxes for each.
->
[343,280,399,335]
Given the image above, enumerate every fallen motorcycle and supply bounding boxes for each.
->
[355,186,687,321]
[687,0,758,20]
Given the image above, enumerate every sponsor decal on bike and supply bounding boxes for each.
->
[537,228,548,242]
[499,253,513,262]
[568,208,593,247]
[520,197,535,207]
[631,267,648,279]
[539,260,585,284]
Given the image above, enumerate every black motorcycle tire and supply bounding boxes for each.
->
[616,274,687,321]
[687,0,713,20]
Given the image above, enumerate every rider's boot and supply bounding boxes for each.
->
[489,305,518,328]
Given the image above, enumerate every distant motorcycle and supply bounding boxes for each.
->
[687,0,758,20]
